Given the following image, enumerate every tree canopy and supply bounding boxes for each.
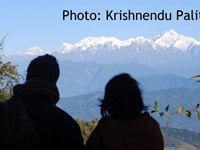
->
[0,34,20,102]
[76,118,98,145]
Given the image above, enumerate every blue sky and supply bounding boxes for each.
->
[1,0,200,53]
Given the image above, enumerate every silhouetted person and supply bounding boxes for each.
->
[0,54,84,150]
[86,73,164,150]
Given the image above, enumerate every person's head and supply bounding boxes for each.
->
[26,54,59,83]
[99,73,148,118]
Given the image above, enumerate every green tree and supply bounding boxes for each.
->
[76,118,98,145]
[0,34,20,102]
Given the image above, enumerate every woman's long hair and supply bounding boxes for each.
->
[99,73,148,119]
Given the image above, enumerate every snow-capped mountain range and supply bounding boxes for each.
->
[56,29,200,53]
[4,29,200,67]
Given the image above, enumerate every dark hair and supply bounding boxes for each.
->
[26,54,59,82]
[99,73,148,119]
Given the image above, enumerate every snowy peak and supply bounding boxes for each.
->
[25,47,45,55]
[153,30,199,50]
[10,46,48,55]
[165,29,179,36]
[154,30,180,47]
[57,43,73,54]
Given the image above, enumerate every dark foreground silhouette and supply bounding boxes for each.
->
[0,54,84,150]
[86,73,164,150]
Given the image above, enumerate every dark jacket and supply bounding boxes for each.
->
[0,78,84,150]
[86,112,164,150]
[23,96,84,150]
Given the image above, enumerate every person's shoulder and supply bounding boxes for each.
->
[55,105,73,118]
[53,105,79,125]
